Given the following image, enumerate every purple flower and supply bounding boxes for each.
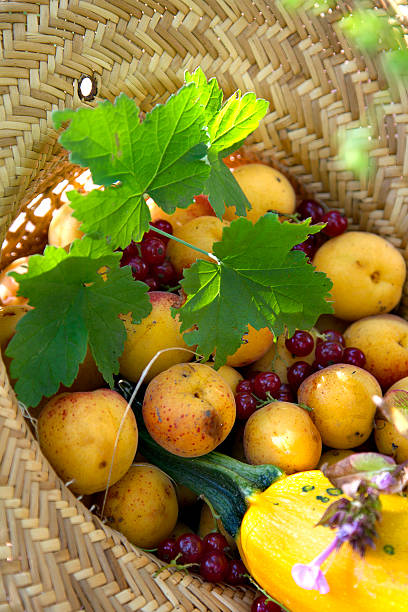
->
[371,471,395,490]
[291,537,338,594]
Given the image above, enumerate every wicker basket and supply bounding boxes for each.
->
[1,1,408,610]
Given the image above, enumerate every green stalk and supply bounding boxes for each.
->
[148,224,220,263]
[138,427,283,537]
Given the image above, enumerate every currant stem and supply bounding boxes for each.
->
[148,224,220,264]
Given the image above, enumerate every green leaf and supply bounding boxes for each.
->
[203,150,251,218]
[384,49,408,76]
[52,86,210,247]
[185,67,223,122]
[177,214,333,367]
[340,10,402,55]
[183,71,267,219]
[6,237,151,406]
[338,127,374,176]
[208,91,269,154]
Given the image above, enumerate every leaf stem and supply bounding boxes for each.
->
[149,224,220,264]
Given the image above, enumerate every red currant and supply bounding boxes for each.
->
[235,392,257,420]
[144,277,159,291]
[156,537,178,563]
[124,255,149,281]
[236,379,254,394]
[141,237,167,265]
[287,361,314,391]
[253,372,281,400]
[120,241,140,266]
[285,330,314,357]
[202,532,229,554]
[342,346,366,368]
[275,383,295,402]
[151,260,177,286]
[317,329,345,346]
[292,238,315,260]
[176,533,203,564]
[321,210,348,237]
[315,340,343,367]
[150,219,173,242]
[251,594,283,612]
[297,199,325,224]
[225,559,247,586]
[200,551,229,583]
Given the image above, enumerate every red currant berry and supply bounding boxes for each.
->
[285,330,314,357]
[202,532,229,554]
[156,537,178,563]
[225,559,247,586]
[235,392,257,420]
[236,379,254,394]
[150,219,173,242]
[124,255,149,281]
[253,371,281,400]
[342,346,366,368]
[251,594,283,612]
[151,260,177,286]
[292,238,315,260]
[315,340,343,367]
[120,241,140,266]
[200,551,229,583]
[312,360,325,371]
[144,277,159,291]
[276,383,295,402]
[141,237,166,265]
[287,361,314,391]
[317,329,345,346]
[321,210,348,237]
[176,533,203,564]
[297,199,325,224]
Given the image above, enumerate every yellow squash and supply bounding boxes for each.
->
[239,470,408,612]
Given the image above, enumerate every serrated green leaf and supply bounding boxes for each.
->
[185,67,223,122]
[52,86,210,247]
[349,453,395,473]
[208,91,269,154]
[177,215,333,367]
[6,237,151,406]
[384,49,408,76]
[203,151,251,218]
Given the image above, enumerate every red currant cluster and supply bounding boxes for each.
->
[156,531,247,585]
[120,220,178,290]
[292,198,348,260]
[235,329,366,419]
[235,373,294,420]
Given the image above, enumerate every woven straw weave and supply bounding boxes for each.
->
[1,1,408,611]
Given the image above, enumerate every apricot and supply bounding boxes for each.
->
[148,195,215,229]
[225,325,275,368]
[37,389,138,495]
[243,401,322,474]
[343,314,408,389]
[374,418,408,464]
[297,363,381,449]
[142,362,236,457]
[318,449,354,469]
[166,215,228,276]
[203,362,243,393]
[119,291,193,384]
[48,202,83,247]
[0,257,29,306]
[104,463,178,548]
[223,164,296,223]
[313,232,406,321]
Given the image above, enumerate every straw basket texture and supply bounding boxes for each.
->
[1,1,408,610]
